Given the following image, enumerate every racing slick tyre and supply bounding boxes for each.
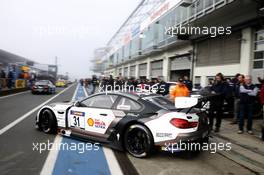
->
[39,109,57,134]
[124,124,154,158]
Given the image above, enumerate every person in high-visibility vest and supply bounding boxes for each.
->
[170,78,190,102]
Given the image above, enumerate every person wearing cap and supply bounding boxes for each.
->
[169,77,190,102]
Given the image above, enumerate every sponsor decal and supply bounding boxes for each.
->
[70,110,85,117]
[156,133,173,138]
[94,119,106,129]
[87,118,94,126]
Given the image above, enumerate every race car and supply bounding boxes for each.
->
[55,80,67,87]
[32,80,56,94]
[35,92,210,157]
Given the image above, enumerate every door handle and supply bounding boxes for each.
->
[100,113,107,116]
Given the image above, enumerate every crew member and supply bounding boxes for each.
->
[170,77,189,102]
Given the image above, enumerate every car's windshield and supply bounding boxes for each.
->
[35,80,50,85]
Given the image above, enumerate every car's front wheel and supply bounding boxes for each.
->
[124,124,153,158]
[39,109,57,134]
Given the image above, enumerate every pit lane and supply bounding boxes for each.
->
[0,84,258,175]
[0,84,77,174]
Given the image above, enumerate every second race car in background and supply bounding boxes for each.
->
[31,80,56,95]
[55,79,67,87]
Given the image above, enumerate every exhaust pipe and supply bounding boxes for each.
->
[61,130,66,135]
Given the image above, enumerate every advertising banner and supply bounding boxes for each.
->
[15,79,26,89]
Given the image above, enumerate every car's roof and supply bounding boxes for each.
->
[36,80,50,83]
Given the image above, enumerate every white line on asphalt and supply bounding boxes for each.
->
[0,90,29,100]
[103,147,123,175]
[40,84,79,175]
[82,86,88,97]
[72,83,79,101]
[40,135,63,175]
[41,84,123,175]
[0,83,76,136]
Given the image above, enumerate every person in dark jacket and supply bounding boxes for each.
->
[0,69,6,78]
[107,75,114,90]
[230,74,245,124]
[259,77,264,141]
[237,75,258,134]
[225,78,235,116]
[90,75,97,94]
[7,70,14,89]
[258,77,264,108]
[156,77,170,96]
[183,75,193,91]
[209,73,227,132]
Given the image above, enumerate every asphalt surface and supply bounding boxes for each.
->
[0,84,77,175]
[0,84,260,175]
[128,148,256,175]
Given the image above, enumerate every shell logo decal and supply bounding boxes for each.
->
[87,118,94,126]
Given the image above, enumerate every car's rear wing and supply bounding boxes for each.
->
[176,93,220,114]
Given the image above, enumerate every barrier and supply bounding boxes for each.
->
[15,79,26,89]
[0,78,7,89]
[0,78,28,96]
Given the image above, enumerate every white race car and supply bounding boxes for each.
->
[35,92,210,157]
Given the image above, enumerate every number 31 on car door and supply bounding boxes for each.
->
[69,110,85,129]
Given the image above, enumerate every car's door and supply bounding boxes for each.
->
[67,94,118,134]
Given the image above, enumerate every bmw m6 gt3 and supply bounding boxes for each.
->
[35,92,210,157]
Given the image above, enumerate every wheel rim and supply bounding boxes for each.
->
[41,111,50,132]
[126,128,149,155]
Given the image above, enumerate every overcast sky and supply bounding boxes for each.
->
[0,0,141,79]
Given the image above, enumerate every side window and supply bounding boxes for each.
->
[81,95,118,109]
[116,97,141,111]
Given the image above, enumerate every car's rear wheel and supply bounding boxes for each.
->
[40,109,57,134]
[124,124,153,158]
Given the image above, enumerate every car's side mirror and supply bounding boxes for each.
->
[73,101,81,107]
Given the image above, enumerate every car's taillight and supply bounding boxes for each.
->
[170,118,198,129]
[32,85,37,89]
[44,85,49,89]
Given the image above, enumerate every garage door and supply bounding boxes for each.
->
[139,63,147,76]
[130,66,136,77]
[151,60,163,77]
[118,68,122,75]
[196,32,241,66]
[170,54,191,70]
[124,67,128,77]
